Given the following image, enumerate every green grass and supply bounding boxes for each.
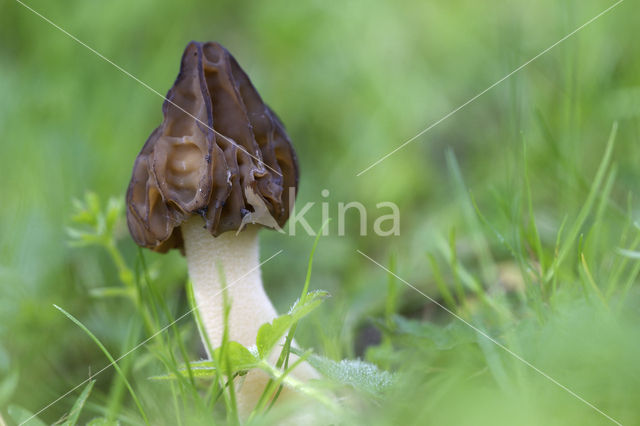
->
[2,0,640,424]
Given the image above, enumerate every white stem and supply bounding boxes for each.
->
[182,216,277,350]
[181,216,317,415]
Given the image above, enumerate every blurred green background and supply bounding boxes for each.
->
[1,0,639,424]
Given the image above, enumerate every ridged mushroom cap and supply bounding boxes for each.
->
[126,41,299,253]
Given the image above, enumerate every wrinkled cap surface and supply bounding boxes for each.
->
[126,41,299,252]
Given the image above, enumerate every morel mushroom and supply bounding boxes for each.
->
[126,41,314,413]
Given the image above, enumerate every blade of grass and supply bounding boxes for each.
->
[435,233,511,320]
[545,122,618,282]
[588,166,618,260]
[580,253,608,308]
[265,351,313,412]
[619,248,640,302]
[448,227,466,308]
[62,380,95,426]
[53,305,149,425]
[470,194,519,261]
[105,319,141,422]
[607,221,640,298]
[427,253,456,311]
[385,253,399,329]
[446,149,496,285]
[549,215,569,300]
[135,249,201,424]
[186,279,227,412]
[522,140,545,276]
[258,351,337,414]
[137,250,196,389]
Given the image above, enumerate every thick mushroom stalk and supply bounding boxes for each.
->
[125,41,312,414]
[181,217,317,412]
[181,217,278,412]
[181,218,275,351]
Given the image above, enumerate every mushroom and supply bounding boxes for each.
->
[125,41,315,413]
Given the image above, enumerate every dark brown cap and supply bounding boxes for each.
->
[126,41,299,252]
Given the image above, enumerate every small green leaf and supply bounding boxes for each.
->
[256,290,329,358]
[256,317,293,359]
[216,341,259,370]
[105,198,123,232]
[67,193,125,249]
[86,192,101,214]
[292,349,394,397]
[151,343,259,381]
[70,210,97,226]
[288,290,330,318]
[63,380,95,426]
